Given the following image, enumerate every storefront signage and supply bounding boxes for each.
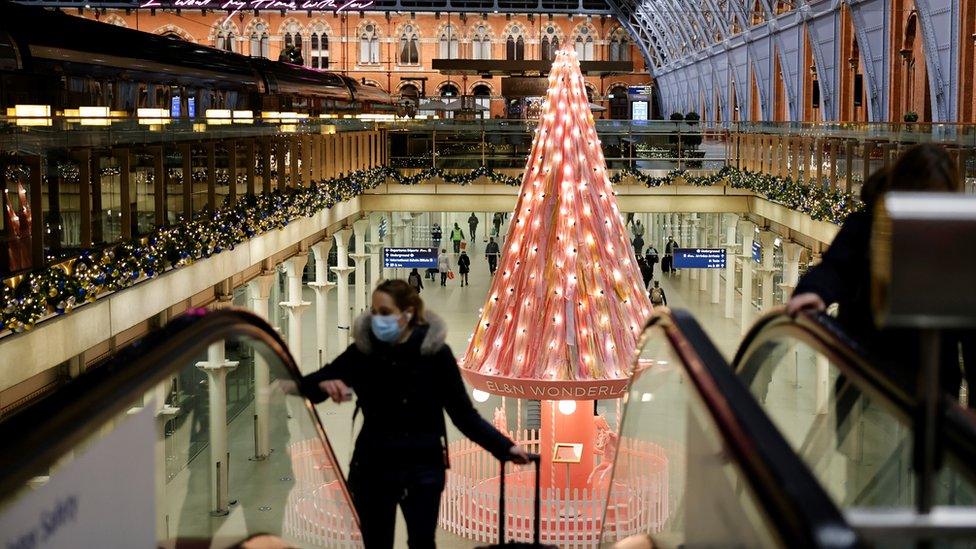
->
[139,0,375,14]
[673,248,726,269]
[383,247,438,269]
[501,77,549,98]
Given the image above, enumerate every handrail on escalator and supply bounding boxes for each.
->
[640,309,859,548]
[732,308,976,485]
[0,308,355,521]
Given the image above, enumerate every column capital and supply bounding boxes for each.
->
[311,239,334,259]
[352,218,370,235]
[279,300,311,311]
[196,359,239,373]
[156,404,181,420]
[309,280,336,291]
[758,230,779,248]
[783,241,804,263]
[331,266,356,276]
[333,227,352,248]
[736,219,756,235]
[349,253,370,262]
[248,273,275,300]
[282,253,309,277]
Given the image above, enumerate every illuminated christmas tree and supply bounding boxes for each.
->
[462,47,652,397]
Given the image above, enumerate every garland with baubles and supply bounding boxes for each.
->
[1,165,858,333]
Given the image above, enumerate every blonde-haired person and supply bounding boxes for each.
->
[298,279,529,548]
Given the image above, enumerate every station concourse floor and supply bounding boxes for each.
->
[169,220,754,548]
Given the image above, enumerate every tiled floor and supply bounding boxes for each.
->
[168,212,763,548]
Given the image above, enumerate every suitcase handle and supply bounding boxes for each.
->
[499,453,542,545]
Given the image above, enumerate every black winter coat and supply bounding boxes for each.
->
[457,254,471,274]
[299,312,514,470]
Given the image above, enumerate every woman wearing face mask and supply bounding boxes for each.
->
[298,279,530,548]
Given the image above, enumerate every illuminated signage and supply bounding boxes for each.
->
[673,248,727,269]
[138,0,376,15]
[631,100,648,121]
[383,247,438,269]
[752,240,762,263]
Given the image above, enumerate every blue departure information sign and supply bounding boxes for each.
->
[383,247,438,269]
[673,248,727,269]
[752,241,762,263]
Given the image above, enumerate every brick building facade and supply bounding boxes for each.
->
[85,10,653,119]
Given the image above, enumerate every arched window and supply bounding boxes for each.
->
[574,27,594,61]
[541,25,559,61]
[214,23,235,53]
[473,84,491,119]
[250,23,269,58]
[506,30,524,60]
[359,24,379,64]
[471,24,491,60]
[283,22,304,64]
[310,25,329,68]
[438,24,459,59]
[608,28,630,62]
[399,24,420,65]
[440,83,460,119]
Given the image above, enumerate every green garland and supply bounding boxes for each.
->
[1,167,388,333]
[1,165,859,333]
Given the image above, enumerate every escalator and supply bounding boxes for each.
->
[0,309,361,548]
[0,307,861,548]
[598,309,858,548]
[734,310,976,545]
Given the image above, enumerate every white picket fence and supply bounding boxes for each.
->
[438,431,670,548]
[282,438,363,548]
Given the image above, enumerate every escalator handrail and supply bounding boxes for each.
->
[632,309,859,548]
[732,308,976,484]
[0,308,357,528]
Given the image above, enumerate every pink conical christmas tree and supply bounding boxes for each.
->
[462,48,652,395]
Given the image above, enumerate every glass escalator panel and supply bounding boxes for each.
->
[0,311,361,548]
[736,314,976,512]
[599,311,856,548]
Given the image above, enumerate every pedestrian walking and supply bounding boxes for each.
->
[645,245,659,281]
[431,223,442,249]
[663,236,679,275]
[632,234,645,256]
[407,268,424,294]
[637,255,652,290]
[492,212,503,237]
[485,237,500,276]
[457,250,471,286]
[649,280,667,307]
[437,249,451,286]
[468,213,479,242]
[450,223,465,254]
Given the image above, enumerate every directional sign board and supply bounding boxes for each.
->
[383,247,438,269]
[752,241,762,263]
[673,248,727,269]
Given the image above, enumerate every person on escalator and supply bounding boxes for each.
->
[786,144,975,402]
[295,280,530,548]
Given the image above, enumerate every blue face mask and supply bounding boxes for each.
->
[371,313,404,343]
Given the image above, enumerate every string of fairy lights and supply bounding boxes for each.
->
[1,164,860,333]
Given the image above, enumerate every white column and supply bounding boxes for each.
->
[351,218,371,315]
[386,213,401,280]
[280,252,311,374]
[247,271,275,460]
[710,213,722,304]
[367,213,384,288]
[722,214,738,319]
[196,336,239,516]
[781,241,804,303]
[153,382,179,538]
[687,214,699,281]
[310,241,336,365]
[738,219,756,335]
[758,231,778,312]
[331,228,355,349]
[699,215,709,291]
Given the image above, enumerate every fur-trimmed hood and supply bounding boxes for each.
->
[351,311,448,356]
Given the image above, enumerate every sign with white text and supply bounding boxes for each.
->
[673,248,727,269]
[383,247,438,269]
[138,0,375,14]
[752,241,762,263]
[0,404,156,549]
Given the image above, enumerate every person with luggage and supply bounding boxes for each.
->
[293,280,530,548]
[457,250,471,287]
[485,237,500,276]
[663,236,678,275]
[450,223,465,253]
[649,280,667,307]
[407,268,424,294]
[437,249,451,286]
[645,245,659,281]
[468,213,479,243]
